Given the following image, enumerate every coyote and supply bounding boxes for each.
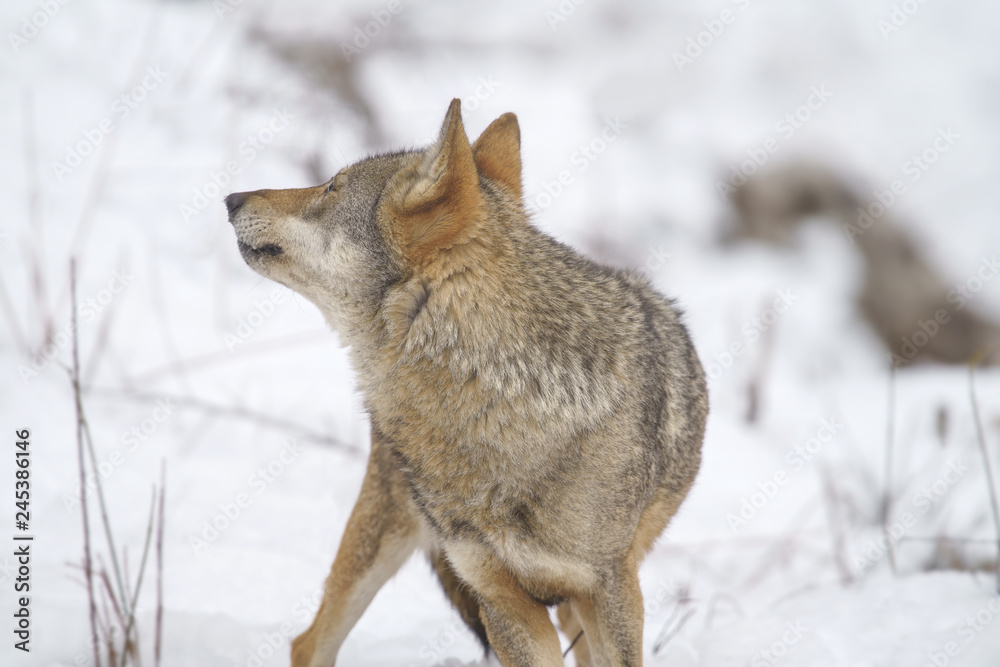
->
[225,100,708,666]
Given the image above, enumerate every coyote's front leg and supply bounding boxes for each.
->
[291,427,422,667]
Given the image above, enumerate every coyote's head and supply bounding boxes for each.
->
[225,99,522,334]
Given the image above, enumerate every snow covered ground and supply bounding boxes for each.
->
[2,0,1000,664]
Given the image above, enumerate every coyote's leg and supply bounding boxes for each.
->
[447,544,564,667]
[569,485,686,667]
[291,428,421,667]
[570,560,645,667]
[429,548,490,652]
[558,602,593,667]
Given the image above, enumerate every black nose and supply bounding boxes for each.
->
[225,191,249,215]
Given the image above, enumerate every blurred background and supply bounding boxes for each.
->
[2,0,1000,664]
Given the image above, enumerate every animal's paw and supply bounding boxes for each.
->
[290,628,319,667]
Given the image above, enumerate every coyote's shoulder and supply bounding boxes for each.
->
[226,99,707,667]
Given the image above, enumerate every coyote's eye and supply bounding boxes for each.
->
[326,171,347,194]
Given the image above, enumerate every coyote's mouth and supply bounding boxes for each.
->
[238,240,283,257]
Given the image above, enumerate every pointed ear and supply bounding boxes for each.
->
[471,112,522,200]
[388,99,484,262]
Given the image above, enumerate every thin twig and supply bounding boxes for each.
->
[652,528,828,551]
[24,87,52,356]
[54,14,156,325]
[67,4,160,263]
[80,399,129,614]
[147,254,196,396]
[740,501,820,591]
[72,260,136,658]
[120,488,158,667]
[83,257,127,386]
[174,13,227,91]
[703,592,745,630]
[745,302,776,424]
[122,548,131,615]
[969,363,1000,593]
[98,592,113,667]
[652,602,696,655]
[98,564,126,632]
[882,364,898,575]
[820,465,854,586]
[766,582,822,610]
[0,267,28,356]
[89,387,362,454]
[123,328,331,387]
[66,131,119,275]
[72,259,101,667]
[562,629,584,658]
[899,536,999,544]
[101,590,118,667]
[155,464,165,667]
